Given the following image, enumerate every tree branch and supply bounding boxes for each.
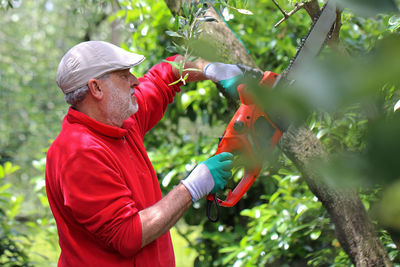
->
[272,1,305,27]
[165,1,392,265]
[326,9,349,56]
[280,127,393,266]
[303,0,321,20]
[201,6,257,68]
[272,0,350,58]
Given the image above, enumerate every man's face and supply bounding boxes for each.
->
[102,69,139,126]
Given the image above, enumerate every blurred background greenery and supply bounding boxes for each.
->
[1,0,400,266]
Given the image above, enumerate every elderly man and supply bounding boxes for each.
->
[46,41,256,266]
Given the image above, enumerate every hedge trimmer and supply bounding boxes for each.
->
[206,0,337,222]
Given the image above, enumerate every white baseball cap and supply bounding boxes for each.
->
[56,41,145,94]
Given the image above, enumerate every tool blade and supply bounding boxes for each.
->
[281,0,337,83]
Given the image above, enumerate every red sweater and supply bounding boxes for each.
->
[46,56,181,267]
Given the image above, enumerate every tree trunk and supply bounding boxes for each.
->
[164,0,257,68]
[280,127,392,266]
[165,0,393,265]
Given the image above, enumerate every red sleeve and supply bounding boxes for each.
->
[133,55,182,137]
[61,148,142,257]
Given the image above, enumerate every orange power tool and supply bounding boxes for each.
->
[206,71,283,222]
[205,0,338,222]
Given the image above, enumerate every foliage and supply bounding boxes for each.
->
[0,1,119,265]
[0,162,32,266]
[112,0,175,74]
[28,157,60,265]
[135,0,400,266]
[1,0,400,266]
[219,168,346,266]
[0,0,119,214]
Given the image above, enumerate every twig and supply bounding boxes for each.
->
[273,1,305,28]
[326,9,349,56]
[271,0,287,17]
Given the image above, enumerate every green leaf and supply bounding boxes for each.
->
[39,194,50,207]
[183,2,190,18]
[219,246,238,253]
[239,236,248,248]
[310,230,321,240]
[165,30,183,38]
[7,195,23,219]
[162,170,177,187]
[235,8,253,15]
[181,91,198,109]
[269,191,280,203]
[168,79,182,86]
[316,129,329,139]
[289,224,311,233]
[389,15,400,31]
[163,60,180,70]
[222,250,239,265]
[174,15,179,30]
[183,68,201,72]
[0,183,11,193]
[277,223,287,233]
[240,208,255,218]
[4,162,19,176]
[0,165,4,179]
[166,45,178,53]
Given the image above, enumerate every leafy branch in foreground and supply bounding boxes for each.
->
[163,59,201,86]
[164,2,213,84]
[164,1,253,84]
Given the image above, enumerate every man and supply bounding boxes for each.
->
[46,41,256,266]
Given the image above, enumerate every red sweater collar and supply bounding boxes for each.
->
[66,107,129,138]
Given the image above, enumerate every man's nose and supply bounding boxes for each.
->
[130,75,139,87]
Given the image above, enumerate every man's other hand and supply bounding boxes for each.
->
[204,62,263,99]
[181,152,233,202]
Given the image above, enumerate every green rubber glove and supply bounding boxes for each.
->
[202,152,233,194]
[204,62,264,100]
[181,152,233,202]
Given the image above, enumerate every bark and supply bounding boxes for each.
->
[304,0,348,56]
[164,0,188,15]
[164,0,393,265]
[303,0,321,19]
[200,7,257,68]
[280,127,392,266]
[165,0,257,68]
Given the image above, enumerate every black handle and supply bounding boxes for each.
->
[206,194,220,222]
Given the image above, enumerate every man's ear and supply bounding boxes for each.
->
[87,78,104,100]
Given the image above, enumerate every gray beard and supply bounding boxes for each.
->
[105,81,138,127]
